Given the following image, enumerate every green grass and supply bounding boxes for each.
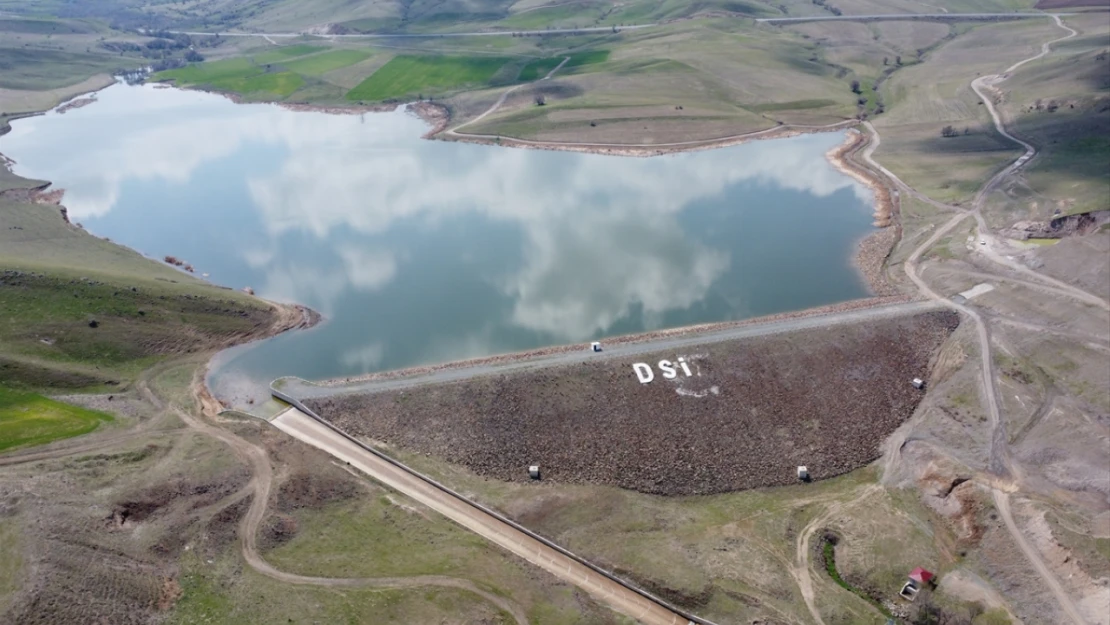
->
[518,49,610,81]
[280,49,371,75]
[169,555,509,625]
[211,71,304,96]
[346,55,511,101]
[251,44,326,64]
[155,58,304,97]
[0,386,112,452]
[154,57,258,85]
[0,188,275,391]
[499,4,604,30]
[265,493,489,577]
[823,540,893,619]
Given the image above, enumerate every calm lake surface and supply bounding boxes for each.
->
[2,83,876,399]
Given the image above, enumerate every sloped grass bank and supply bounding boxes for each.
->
[0,386,112,452]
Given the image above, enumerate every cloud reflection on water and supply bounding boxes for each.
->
[1,83,872,364]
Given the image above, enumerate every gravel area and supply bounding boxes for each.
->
[309,311,959,495]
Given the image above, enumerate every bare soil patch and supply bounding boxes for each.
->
[275,471,358,512]
[309,311,959,495]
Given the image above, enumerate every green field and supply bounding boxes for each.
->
[0,386,112,452]
[213,71,304,96]
[155,58,304,97]
[251,44,326,64]
[518,50,610,81]
[281,49,371,75]
[346,55,511,101]
[155,58,259,85]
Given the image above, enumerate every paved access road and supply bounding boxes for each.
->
[164,12,1066,40]
[271,407,695,625]
[163,24,654,39]
[278,299,942,401]
[756,12,1065,23]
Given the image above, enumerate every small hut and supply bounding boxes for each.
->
[590,341,602,352]
[528,465,541,480]
[899,567,935,602]
[797,466,809,481]
[908,567,934,588]
[911,378,925,390]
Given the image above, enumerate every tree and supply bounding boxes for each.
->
[534,94,546,106]
[941,125,958,137]
[184,49,204,62]
[883,56,888,65]
[850,79,861,94]
[896,55,902,65]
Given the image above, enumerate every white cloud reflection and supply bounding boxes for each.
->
[1,83,871,343]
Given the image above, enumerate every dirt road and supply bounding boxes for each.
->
[790,485,882,625]
[875,14,1090,624]
[168,384,538,624]
[270,407,696,625]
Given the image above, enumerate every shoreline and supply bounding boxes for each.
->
[824,129,902,296]
[4,82,910,402]
[411,98,860,157]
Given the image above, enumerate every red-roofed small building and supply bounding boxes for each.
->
[909,567,935,587]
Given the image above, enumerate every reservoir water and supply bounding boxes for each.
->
[1,83,876,398]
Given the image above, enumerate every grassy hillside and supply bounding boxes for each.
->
[0,151,281,392]
[0,386,113,451]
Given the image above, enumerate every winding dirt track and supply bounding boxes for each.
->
[144,380,534,625]
[862,14,1092,625]
[789,484,882,625]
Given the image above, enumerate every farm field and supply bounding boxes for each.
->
[280,49,371,75]
[345,55,512,101]
[0,386,112,451]
[250,44,326,64]
[154,58,304,97]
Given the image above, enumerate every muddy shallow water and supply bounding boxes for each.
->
[1,83,876,399]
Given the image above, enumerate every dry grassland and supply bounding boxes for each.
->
[986,12,1110,221]
[0,75,114,116]
[874,18,1063,203]
[469,22,857,141]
